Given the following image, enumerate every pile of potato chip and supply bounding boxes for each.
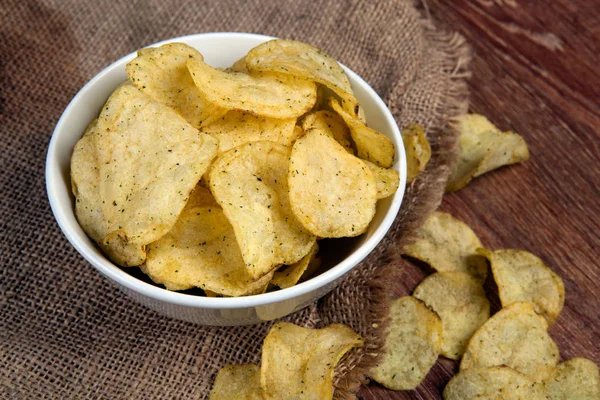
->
[209,322,363,399]
[369,114,599,398]
[71,39,401,296]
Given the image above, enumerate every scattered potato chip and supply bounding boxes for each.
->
[301,110,353,152]
[288,129,377,238]
[200,110,297,154]
[371,296,442,390]
[126,43,227,128]
[403,211,488,282]
[229,56,248,72]
[444,366,550,400]
[187,54,317,119]
[209,364,263,400]
[461,302,560,382]
[246,39,359,116]
[143,187,272,296]
[261,322,363,399]
[413,272,490,360]
[364,161,400,199]
[402,123,431,182]
[330,98,395,168]
[208,141,316,280]
[270,243,319,290]
[480,248,565,325]
[544,358,600,400]
[446,114,530,192]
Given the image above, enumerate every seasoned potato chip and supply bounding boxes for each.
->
[246,39,359,116]
[288,129,377,238]
[301,110,353,152]
[403,211,488,282]
[72,85,218,267]
[143,187,272,296]
[413,272,490,359]
[364,161,400,199]
[371,296,442,390]
[261,322,363,399]
[229,56,248,73]
[402,123,431,182]
[444,366,550,400]
[330,98,395,168]
[270,243,319,289]
[187,54,316,119]
[447,114,530,192]
[209,364,263,400]
[461,302,560,382]
[126,43,226,128]
[208,141,316,279]
[481,248,565,325]
[201,110,297,154]
[544,358,600,400]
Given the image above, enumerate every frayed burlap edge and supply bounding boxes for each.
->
[332,4,472,399]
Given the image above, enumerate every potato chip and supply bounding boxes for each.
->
[187,54,317,119]
[544,358,600,400]
[371,296,442,390]
[301,110,353,152]
[481,248,565,325]
[229,56,248,73]
[126,43,226,128]
[402,123,431,183]
[461,302,560,382]
[447,114,530,192]
[208,141,316,279]
[246,39,359,117]
[209,364,263,400]
[330,98,395,168]
[270,243,319,290]
[288,129,377,238]
[413,272,490,360]
[143,187,272,296]
[260,322,363,399]
[444,366,550,400]
[364,161,400,199]
[201,110,297,154]
[403,211,488,282]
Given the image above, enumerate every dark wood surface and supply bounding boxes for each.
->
[359,0,600,398]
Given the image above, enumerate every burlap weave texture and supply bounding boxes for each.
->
[0,0,469,398]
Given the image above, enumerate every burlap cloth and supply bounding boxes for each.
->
[0,0,470,398]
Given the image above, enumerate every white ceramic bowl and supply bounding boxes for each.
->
[46,33,407,326]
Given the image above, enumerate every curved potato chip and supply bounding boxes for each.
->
[270,243,319,289]
[364,161,400,199]
[330,98,395,168]
[209,364,263,400]
[229,56,248,73]
[201,110,297,154]
[402,123,431,182]
[447,114,529,192]
[371,296,442,390]
[403,211,488,282]
[143,187,272,296]
[288,129,377,238]
[261,322,363,400]
[126,43,226,128]
[481,248,565,325]
[301,110,353,152]
[246,39,359,116]
[544,358,600,400]
[208,141,316,279]
[444,366,550,400]
[413,272,490,360]
[187,54,317,119]
[461,302,560,382]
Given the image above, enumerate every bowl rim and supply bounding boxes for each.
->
[46,32,407,310]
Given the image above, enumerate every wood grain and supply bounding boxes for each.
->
[359,0,600,398]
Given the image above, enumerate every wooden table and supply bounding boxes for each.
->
[359,0,600,398]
